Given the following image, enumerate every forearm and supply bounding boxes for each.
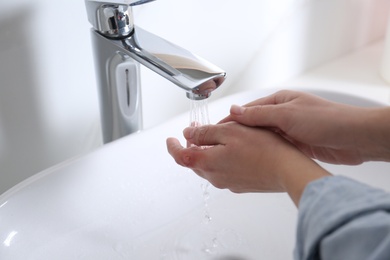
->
[279,152,331,207]
[357,107,390,162]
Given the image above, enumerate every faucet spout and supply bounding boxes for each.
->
[86,1,226,143]
[119,26,226,100]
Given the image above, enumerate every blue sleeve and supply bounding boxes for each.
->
[294,176,390,260]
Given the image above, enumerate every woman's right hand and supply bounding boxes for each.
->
[220,90,390,165]
[166,122,331,206]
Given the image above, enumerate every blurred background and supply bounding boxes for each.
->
[0,0,389,194]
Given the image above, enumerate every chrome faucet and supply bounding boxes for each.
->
[85,0,226,143]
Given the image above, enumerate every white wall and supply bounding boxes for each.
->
[0,0,389,194]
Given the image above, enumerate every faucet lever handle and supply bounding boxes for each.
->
[85,0,155,6]
[129,0,156,6]
[86,0,156,38]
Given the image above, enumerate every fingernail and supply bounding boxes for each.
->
[183,127,195,139]
[230,104,245,115]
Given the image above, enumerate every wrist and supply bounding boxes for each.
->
[357,107,390,162]
[279,150,331,207]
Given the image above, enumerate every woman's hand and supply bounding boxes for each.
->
[221,90,388,165]
[166,122,330,206]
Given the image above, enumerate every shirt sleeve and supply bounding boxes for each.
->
[294,176,390,260]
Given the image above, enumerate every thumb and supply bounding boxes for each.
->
[229,104,284,128]
[184,125,224,147]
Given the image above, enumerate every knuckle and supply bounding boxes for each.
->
[274,89,296,103]
[276,89,291,96]
[237,105,263,125]
[172,150,193,168]
[195,125,210,144]
[251,105,263,117]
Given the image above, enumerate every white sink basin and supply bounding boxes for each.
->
[1,87,389,260]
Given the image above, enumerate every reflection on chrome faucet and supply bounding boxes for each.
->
[85,0,226,143]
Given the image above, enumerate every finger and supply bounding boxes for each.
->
[218,94,280,124]
[218,105,263,125]
[228,104,288,129]
[183,125,226,147]
[242,89,299,107]
[166,137,192,167]
[218,90,297,124]
[187,121,201,147]
[167,137,213,170]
